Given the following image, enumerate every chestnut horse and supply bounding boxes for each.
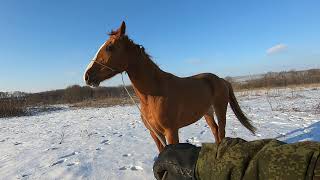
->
[84,21,256,152]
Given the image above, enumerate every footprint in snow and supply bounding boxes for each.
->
[88,132,99,137]
[59,151,79,159]
[119,165,143,171]
[13,142,22,145]
[119,166,128,170]
[21,173,31,178]
[186,137,201,146]
[46,147,58,151]
[112,132,120,135]
[66,163,75,167]
[100,140,110,145]
[66,161,80,166]
[51,159,66,167]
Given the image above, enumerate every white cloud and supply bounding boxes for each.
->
[266,44,288,55]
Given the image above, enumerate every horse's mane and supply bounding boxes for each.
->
[108,30,118,36]
[124,35,160,70]
[108,29,160,70]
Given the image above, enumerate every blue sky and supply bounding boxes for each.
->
[0,0,319,92]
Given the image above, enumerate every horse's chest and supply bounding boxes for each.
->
[141,99,169,122]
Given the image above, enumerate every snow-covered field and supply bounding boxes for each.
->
[1,87,319,179]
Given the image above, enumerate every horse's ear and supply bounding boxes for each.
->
[119,21,126,35]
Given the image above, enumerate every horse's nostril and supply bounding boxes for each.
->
[85,73,89,81]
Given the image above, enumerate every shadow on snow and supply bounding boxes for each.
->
[277,121,320,143]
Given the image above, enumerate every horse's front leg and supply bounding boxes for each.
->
[140,114,167,152]
[150,131,166,152]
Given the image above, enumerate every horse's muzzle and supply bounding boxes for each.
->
[84,72,100,87]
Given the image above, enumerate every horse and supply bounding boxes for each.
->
[84,21,256,152]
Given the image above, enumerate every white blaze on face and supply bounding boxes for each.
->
[83,61,95,83]
[92,42,106,60]
[83,42,106,83]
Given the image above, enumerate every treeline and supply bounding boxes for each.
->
[25,85,135,105]
[16,69,320,106]
[0,85,135,117]
[1,69,320,118]
[226,69,320,90]
[3,69,320,106]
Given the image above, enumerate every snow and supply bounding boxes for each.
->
[0,87,319,179]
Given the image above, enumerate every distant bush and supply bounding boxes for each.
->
[25,85,135,106]
[228,69,320,90]
[0,98,27,118]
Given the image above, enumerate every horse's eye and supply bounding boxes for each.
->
[106,45,113,52]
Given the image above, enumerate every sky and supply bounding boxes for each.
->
[0,0,319,92]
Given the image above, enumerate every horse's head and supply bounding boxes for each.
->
[84,21,130,87]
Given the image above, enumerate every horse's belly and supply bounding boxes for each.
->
[165,80,211,127]
[146,79,213,130]
[176,92,212,128]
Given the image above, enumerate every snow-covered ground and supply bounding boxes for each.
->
[0,87,319,179]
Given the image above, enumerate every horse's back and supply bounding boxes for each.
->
[165,73,220,103]
[188,72,219,79]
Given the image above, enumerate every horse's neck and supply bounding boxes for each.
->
[126,49,165,99]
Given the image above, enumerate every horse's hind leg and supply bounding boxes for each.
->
[204,106,220,143]
[213,100,228,142]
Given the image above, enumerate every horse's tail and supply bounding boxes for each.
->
[225,80,256,134]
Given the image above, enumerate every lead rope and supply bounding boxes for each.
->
[92,59,166,147]
[120,74,168,180]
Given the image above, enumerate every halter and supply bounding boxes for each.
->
[91,59,117,72]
